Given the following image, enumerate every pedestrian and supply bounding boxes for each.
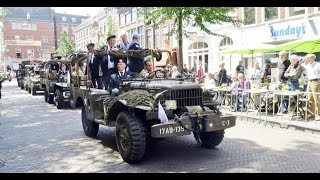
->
[305,53,320,120]
[86,43,103,89]
[127,33,144,78]
[218,62,227,86]
[238,73,251,109]
[101,35,120,90]
[277,51,291,83]
[236,60,245,75]
[0,74,3,99]
[228,74,240,112]
[250,62,264,89]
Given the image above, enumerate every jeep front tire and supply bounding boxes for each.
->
[200,130,225,149]
[115,111,147,164]
[55,89,64,109]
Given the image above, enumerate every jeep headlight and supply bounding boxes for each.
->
[165,100,177,110]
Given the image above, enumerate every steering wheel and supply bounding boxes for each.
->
[153,68,165,78]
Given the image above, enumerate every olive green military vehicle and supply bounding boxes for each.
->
[40,59,71,108]
[67,51,90,109]
[22,59,45,95]
[80,49,236,163]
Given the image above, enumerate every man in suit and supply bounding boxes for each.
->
[109,59,131,97]
[87,43,103,89]
[101,35,120,90]
[117,31,129,51]
[128,33,144,78]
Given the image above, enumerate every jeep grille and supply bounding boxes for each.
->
[168,89,203,107]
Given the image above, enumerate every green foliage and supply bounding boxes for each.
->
[105,16,118,38]
[56,31,75,57]
[0,7,8,19]
[144,7,241,72]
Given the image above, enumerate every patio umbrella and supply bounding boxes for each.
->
[219,44,275,59]
[270,37,320,53]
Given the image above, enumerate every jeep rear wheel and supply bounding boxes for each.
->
[28,87,31,94]
[25,84,28,91]
[44,89,48,102]
[18,81,20,87]
[20,82,24,89]
[48,94,54,104]
[81,105,99,137]
[200,130,225,149]
[55,89,64,109]
[32,86,37,95]
[115,111,147,164]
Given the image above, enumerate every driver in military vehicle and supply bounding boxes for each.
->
[140,59,164,78]
[109,59,131,97]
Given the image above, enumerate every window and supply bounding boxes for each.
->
[219,37,233,50]
[146,29,152,49]
[15,35,20,40]
[71,18,76,22]
[244,7,256,25]
[137,26,144,48]
[289,7,305,17]
[265,7,278,21]
[188,42,209,50]
[12,22,16,29]
[120,13,125,27]
[16,49,21,58]
[42,36,48,44]
[26,12,30,20]
[62,17,67,22]
[16,23,21,29]
[162,26,169,48]
[26,36,33,41]
[125,11,131,25]
[132,8,137,23]
[31,24,37,30]
[27,49,34,58]
[154,27,160,49]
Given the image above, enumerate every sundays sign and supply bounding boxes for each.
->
[270,23,306,39]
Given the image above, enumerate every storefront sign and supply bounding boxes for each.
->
[270,23,306,39]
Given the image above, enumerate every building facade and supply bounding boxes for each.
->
[183,7,320,76]
[74,7,118,51]
[3,7,55,62]
[53,12,89,49]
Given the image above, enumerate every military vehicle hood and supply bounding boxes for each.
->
[125,79,201,90]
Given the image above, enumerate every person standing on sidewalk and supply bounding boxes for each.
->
[277,51,291,84]
[305,54,320,120]
[284,54,302,91]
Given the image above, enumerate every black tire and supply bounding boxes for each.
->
[20,82,24,89]
[55,89,64,109]
[25,84,28,91]
[81,105,99,137]
[115,111,147,164]
[48,94,54,104]
[18,81,20,87]
[28,86,31,94]
[44,89,48,102]
[32,86,37,95]
[200,130,225,149]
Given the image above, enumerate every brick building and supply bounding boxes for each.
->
[53,12,88,48]
[3,7,55,61]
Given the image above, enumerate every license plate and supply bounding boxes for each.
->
[151,117,192,138]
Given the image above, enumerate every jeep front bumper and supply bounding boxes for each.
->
[151,114,236,138]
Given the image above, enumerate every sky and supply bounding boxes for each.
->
[52,7,104,17]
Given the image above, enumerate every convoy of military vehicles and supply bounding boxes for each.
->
[9,49,236,164]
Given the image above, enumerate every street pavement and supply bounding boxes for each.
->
[1,80,320,173]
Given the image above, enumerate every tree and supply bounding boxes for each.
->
[145,7,241,73]
[0,7,8,32]
[56,31,75,57]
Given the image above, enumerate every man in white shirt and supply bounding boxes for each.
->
[305,54,320,119]
[101,35,119,90]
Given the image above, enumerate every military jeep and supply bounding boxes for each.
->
[80,49,236,163]
[23,59,44,95]
[40,59,71,108]
[67,51,89,109]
